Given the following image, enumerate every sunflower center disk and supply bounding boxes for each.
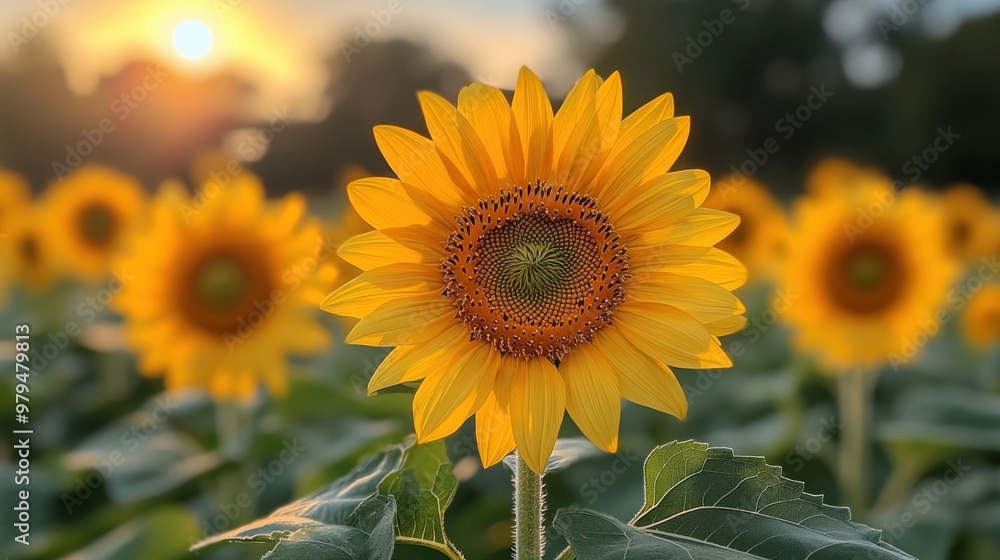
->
[195,258,251,311]
[179,249,274,335]
[443,183,630,361]
[77,203,118,248]
[824,241,905,315]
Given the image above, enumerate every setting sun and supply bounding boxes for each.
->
[172,19,213,60]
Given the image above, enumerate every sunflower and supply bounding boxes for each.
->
[322,68,747,473]
[782,179,957,371]
[702,174,787,281]
[5,204,61,295]
[806,157,887,196]
[963,284,1000,348]
[1,169,32,304]
[45,165,148,282]
[115,175,331,401]
[939,183,999,261]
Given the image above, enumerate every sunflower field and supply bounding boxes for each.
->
[2,1,1000,559]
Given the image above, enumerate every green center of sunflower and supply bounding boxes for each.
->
[824,239,905,315]
[506,242,567,298]
[77,203,117,248]
[443,182,630,360]
[845,250,886,291]
[194,258,251,311]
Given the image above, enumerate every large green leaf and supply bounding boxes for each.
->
[191,446,403,559]
[554,441,916,559]
[193,439,467,559]
[379,441,464,559]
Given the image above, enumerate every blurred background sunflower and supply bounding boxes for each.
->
[114,175,331,401]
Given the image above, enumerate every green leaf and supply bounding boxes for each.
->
[193,438,468,559]
[554,440,916,559]
[378,440,464,559]
[192,446,404,559]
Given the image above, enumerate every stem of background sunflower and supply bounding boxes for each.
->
[513,452,544,560]
[836,368,876,522]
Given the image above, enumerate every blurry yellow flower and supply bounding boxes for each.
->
[1,169,32,305]
[46,165,148,282]
[703,175,787,281]
[5,205,61,294]
[963,284,1000,348]
[782,179,957,371]
[115,175,331,401]
[939,183,999,261]
[322,68,747,473]
[806,157,888,196]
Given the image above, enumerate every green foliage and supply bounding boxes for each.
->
[555,441,916,559]
[193,440,464,560]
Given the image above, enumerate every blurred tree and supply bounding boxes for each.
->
[252,40,470,195]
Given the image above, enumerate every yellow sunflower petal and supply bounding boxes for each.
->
[597,117,690,206]
[628,272,745,323]
[553,69,600,164]
[633,208,741,248]
[591,327,687,418]
[347,177,445,231]
[615,92,674,150]
[346,295,455,346]
[559,341,621,453]
[413,341,499,442]
[321,263,441,319]
[337,227,445,271]
[369,324,469,394]
[509,357,565,475]
[612,169,711,233]
[458,83,524,186]
[418,91,498,193]
[512,66,554,183]
[476,362,516,468]
[615,301,732,369]
[373,125,473,204]
[704,315,748,337]
[632,246,748,290]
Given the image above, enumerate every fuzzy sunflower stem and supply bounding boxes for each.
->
[513,452,544,560]
[837,369,876,521]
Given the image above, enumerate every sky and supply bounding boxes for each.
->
[1,0,997,117]
[0,0,621,120]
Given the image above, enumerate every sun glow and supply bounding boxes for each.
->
[172,19,213,60]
